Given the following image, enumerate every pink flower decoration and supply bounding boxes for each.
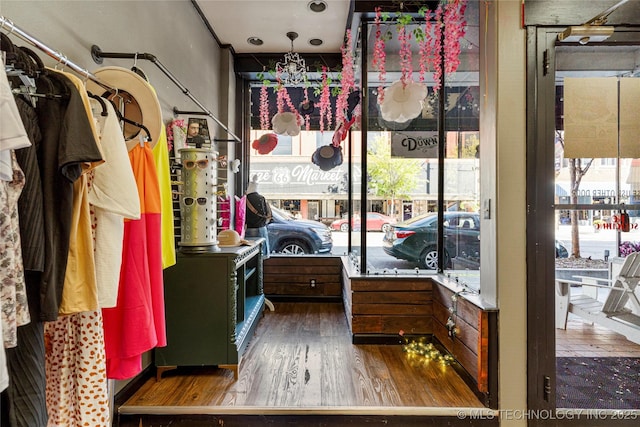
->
[419,8,434,82]
[432,4,444,91]
[318,66,332,132]
[259,85,270,130]
[398,25,413,88]
[275,85,303,127]
[336,29,355,126]
[444,0,468,74]
[303,87,311,131]
[372,7,387,104]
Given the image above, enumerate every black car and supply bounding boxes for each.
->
[267,207,333,254]
[383,211,569,269]
[383,212,480,270]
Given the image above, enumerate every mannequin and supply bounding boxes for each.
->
[244,175,271,256]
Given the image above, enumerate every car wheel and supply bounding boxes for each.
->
[340,223,349,232]
[419,247,439,270]
[419,247,451,270]
[381,223,391,233]
[278,241,310,254]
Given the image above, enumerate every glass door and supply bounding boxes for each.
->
[553,43,640,412]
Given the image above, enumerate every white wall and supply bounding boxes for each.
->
[2,0,226,129]
[2,0,230,394]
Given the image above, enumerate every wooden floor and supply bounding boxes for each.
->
[556,314,640,357]
[119,302,484,410]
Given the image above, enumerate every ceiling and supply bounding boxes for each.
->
[195,0,352,55]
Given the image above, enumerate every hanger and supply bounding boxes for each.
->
[5,44,63,106]
[105,97,151,141]
[87,91,108,117]
[18,45,44,75]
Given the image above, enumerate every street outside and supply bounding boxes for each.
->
[329,231,418,270]
[327,225,640,270]
[555,224,640,261]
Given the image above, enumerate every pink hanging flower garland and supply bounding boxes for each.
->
[443,0,468,74]
[303,87,311,131]
[431,4,444,91]
[418,8,434,83]
[259,84,270,130]
[335,29,354,126]
[397,23,413,88]
[318,66,332,132]
[275,84,303,126]
[372,7,387,104]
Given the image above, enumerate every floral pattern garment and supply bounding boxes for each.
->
[44,310,110,426]
[0,151,30,348]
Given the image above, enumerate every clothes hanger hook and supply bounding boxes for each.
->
[133,52,138,68]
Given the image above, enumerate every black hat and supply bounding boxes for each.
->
[298,99,315,115]
[312,145,343,171]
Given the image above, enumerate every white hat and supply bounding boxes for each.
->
[86,66,163,150]
[246,174,259,194]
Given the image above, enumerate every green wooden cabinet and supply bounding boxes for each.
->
[155,241,265,379]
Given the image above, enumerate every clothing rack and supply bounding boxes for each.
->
[91,45,241,143]
[0,16,114,91]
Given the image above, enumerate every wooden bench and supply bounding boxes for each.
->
[556,252,640,344]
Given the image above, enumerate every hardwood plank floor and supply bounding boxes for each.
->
[120,302,483,410]
[556,314,640,357]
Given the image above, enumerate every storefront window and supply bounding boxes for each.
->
[359,3,480,279]
[246,3,480,270]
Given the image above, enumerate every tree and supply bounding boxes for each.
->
[367,136,422,217]
[557,130,593,258]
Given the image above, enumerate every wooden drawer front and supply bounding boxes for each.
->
[351,278,433,292]
[264,256,341,297]
[352,314,433,335]
[432,283,489,393]
[353,303,432,316]
[264,281,341,296]
[351,288,433,335]
[353,291,431,305]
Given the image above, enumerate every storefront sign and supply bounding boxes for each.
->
[391,131,438,158]
[253,164,362,187]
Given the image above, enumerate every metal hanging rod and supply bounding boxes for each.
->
[0,16,114,91]
[91,45,241,143]
[173,107,209,116]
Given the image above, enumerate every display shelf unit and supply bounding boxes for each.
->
[155,240,265,380]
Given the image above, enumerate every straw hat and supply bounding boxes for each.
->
[87,66,163,149]
[217,229,250,247]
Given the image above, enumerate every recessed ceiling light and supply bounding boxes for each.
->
[308,1,327,13]
[247,37,263,46]
[309,38,323,46]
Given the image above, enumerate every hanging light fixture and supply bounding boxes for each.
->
[276,32,307,85]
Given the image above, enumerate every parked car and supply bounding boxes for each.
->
[330,212,397,232]
[383,212,480,270]
[267,206,333,254]
[383,211,570,269]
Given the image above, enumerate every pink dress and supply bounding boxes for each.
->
[102,142,166,379]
